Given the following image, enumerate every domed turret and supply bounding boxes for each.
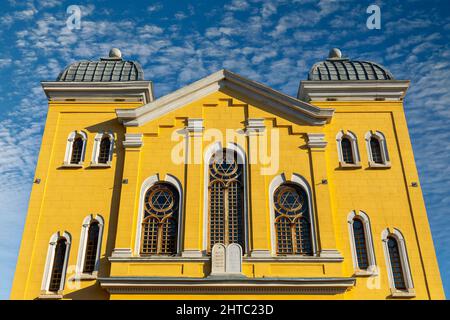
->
[308,48,394,81]
[57,48,144,82]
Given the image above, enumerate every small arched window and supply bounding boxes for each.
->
[141,183,179,255]
[387,236,407,290]
[83,221,100,273]
[64,131,87,166]
[92,132,114,166]
[42,232,71,295]
[348,211,376,274]
[98,138,111,164]
[365,131,390,167]
[336,131,360,167]
[370,138,383,164]
[70,137,84,164]
[273,183,312,255]
[208,149,245,252]
[341,138,354,164]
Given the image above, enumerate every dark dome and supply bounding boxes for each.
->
[308,48,394,81]
[57,48,144,82]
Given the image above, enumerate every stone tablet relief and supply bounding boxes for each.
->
[211,243,226,274]
[226,243,242,274]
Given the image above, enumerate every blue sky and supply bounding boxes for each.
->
[0,0,449,299]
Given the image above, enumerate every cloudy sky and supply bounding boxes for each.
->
[0,0,449,299]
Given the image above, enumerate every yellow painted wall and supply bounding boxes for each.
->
[10,91,445,300]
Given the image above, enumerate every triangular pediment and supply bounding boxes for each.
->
[116,69,334,127]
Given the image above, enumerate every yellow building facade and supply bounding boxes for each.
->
[11,48,445,299]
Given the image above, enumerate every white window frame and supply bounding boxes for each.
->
[63,130,87,167]
[202,142,249,255]
[365,131,391,168]
[91,132,114,167]
[347,210,377,276]
[41,231,71,296]
[134,174,184,256]
[75,214,104,279]
[336,130,361,168]
[381,228,415,297]
[269,173,318,257]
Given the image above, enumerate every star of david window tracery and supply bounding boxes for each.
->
[141,183,179,255]
[208,149,245,253]
[274,183,312,255]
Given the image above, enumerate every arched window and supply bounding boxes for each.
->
[42,232,71,295]
[336,131,360,167]
[141,183,179,255]
[341,138,354,164]
[208,149,244,252]
[382,228,414,296]
[273,183,312,255]
[49,239,67,292]
[92,132,114,166]
[83,221,100,273]
[348,211,376,274]
[365,131,390,167]
[352,219,369,269]
[387,237,406,290]
[370,138,383,164]
[71,137,84,164]
[64,131,87,166]
[76,215,104,278]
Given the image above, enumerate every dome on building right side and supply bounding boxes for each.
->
[308,48,394,81]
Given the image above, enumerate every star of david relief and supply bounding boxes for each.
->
[275,186,305,214]
[151,190,172,210]
[211,150,239,178]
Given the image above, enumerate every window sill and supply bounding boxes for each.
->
[339,161,362,169]
[89,162,112,168]
[353,269,378,277]
[70,272,98,281]
[109,255,210,262]
[38,293,63,300]
[368,161,391,169]
[390,288,416,298]
[61,163,83,168]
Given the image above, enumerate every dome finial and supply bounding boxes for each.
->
[109,48,122,59]
[328,48,342,59]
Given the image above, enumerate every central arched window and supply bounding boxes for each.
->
[208,149,244,252]
[141,183,179,255]
[273,183,312,255]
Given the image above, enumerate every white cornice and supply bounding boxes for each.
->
[116,69,335,127]
[98,276,355,294]
[298,80,410,102]
[122,133,143,148]
[307,133,327,149]
[41,81,154,104]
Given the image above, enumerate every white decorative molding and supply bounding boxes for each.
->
[181,250,204,258]
[91,132,114,166]
[134,174,184,256]
[111,248,133,258]
[381,228,415,295]
[202,142,249,254]
[268,173,318,256]
[336,130,361,168]
[75,214,104,278]
[41,81,154,104]
[248,250,272,258]
[99,276,356,294]
[365,130,391,168]
[307,133,327,149]
[186,118,204,135]
[245,118,265,135]
[116,69,334,127]
[122,133,143,148]
[298,80,410,102]
[63,130,87,166]
[41,231,72,294]
[347,211,377,276]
